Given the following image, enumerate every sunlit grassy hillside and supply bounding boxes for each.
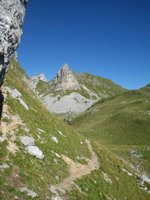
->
[0,60,90,199]
[72,89,150,175]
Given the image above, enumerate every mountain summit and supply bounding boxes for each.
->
[55,64,80,91]
[29,64,125,115]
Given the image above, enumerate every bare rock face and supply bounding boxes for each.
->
[0,0,28,86]
[30,73,48,90]
[55,64,80,91]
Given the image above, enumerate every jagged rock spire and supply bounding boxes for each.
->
[55,64,80,91]
[56,64,70,80]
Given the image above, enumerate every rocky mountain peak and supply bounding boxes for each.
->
[31,73,48,83]
[57,64,70,79]
[37,73,48,82]
[29,73,48,91]
[61,63,69,71]
[55,64,80,91]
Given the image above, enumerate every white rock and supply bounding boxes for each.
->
[7,88,22,98]
[122,168,133,177]
[50,186,58,195]
[0,163,9,170]
[55,64,80,91]
[30,73,48,90]
[141,174,150,184]
[18,98,29,110]
[20,136,34,146]
[52,136,58,144]
[129,150,143,158]
[42,92,97,114]
[25,145,44,159]
[19,187,38,198]
[6,87,29,110]
[0,133,7,142]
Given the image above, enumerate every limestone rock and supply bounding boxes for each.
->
[51,136,58,144]
[0,0,27,86]
[28,64,123,115]
[30,73,48,90]
[55,64,80,91]
[0,163,9,170]
[20,135,44,159]
[20,136,35,146]
[25,145,44,159]
[19,187,38,198]
[6,87,29,110]
[42,92,95,114]
[141,174,150,185]
[0,133,7,142]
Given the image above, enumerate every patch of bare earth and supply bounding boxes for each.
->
[1,104,23,154]
[50,140,99,199]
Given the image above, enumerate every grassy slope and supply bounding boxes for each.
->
[69,89,150,199]
[0,60,90,199]
[71,89,150,175]
[1,60,149,199]
[76,72,125,98]
[69,141,150,200]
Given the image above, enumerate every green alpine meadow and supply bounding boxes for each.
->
[0,60,149,199]
[0,1,150,200]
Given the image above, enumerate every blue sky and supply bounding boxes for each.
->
[18,0,150,89]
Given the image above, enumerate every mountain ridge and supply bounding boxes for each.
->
[29,64,125,116]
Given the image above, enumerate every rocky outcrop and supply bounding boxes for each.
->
[19,187,38,198]
[0,0,27,86]
[30,73,48,90]
[55,64,80,91]
[5,87,29,110]
[20,135,44,159]
[31,73,48,83]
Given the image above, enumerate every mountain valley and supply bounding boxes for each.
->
[0,60,150,200]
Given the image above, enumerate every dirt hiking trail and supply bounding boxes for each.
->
[50,139,99,199]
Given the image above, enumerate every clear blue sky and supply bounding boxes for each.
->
[17,0,150,89]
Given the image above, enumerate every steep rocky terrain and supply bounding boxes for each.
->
[0,60,91,199]
[0,0,27,85]
[1,60,149,200]
[30,64,125,116]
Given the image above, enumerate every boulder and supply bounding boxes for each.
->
[19,187,38,198]
[20,136,34,146]
[25,145,44,159]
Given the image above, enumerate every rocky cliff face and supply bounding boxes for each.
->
[0,0,27,86]
[55,64,80,91]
